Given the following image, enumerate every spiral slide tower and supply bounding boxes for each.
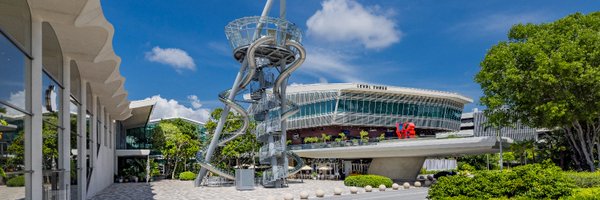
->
[194,0,306,188]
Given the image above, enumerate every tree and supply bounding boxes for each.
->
[203,108,258,173]
[475,12,600,171]
[152,122,200,179]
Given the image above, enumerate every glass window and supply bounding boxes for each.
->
[0,0,32,54]
[70,61,81,101]
[0,34,29,112]
[337,99,345,112]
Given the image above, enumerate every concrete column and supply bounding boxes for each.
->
[343,160,351,177]
[367,157,426,182]
[100,106,104,148]
[59,56,71,200]
[91,96,97,163]
[27,17,44,200]
[78,80,87,200]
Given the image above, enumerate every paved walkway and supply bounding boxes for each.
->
[0,186,25,200]
[90,180,428,200]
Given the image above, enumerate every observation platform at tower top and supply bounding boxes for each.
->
[290,136,511,159]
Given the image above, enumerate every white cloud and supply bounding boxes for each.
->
[187,95,202,109]
[5,90,25,116]
[306,0,401,49]
[145,46,196,71]
[298,46,365,83]
[452,11,551,35]
[144,95,210,123]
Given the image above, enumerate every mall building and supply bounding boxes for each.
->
[281,83,471,143]
[0,0,149,199]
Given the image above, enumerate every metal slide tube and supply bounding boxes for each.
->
[194,59,248,186]
[253,0,275,40]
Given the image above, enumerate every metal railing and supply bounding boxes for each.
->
[287,136,455,151]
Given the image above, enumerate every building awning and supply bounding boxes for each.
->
[116,149,151,157]
[121,99,156,129]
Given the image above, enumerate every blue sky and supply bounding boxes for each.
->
[101,0,600,122]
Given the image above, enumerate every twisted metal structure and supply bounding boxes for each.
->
[194,0,306,188]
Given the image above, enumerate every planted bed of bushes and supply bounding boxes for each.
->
[7,175,25,187]
[178,171,196,181]
[561,187,600,200]
[428,162,574,199]
[344,174,393,187]
[564,171,600,188]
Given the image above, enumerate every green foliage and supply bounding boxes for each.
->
[378,133,385,141]
[150,159,161,177]
[6,175,25,187]
[428,163,575,199]
[476,11,600,128]
[320,133,331,143]
[0,168,5,180]
[203,108,258,175]
[304,137,319,144]
[221,132,259,158]
[152,121,200,179]
[338,132,347,141]
[178,171,196,181]
[359,130,369,142]
[344,174,393,187]
[458,163,476,172]
[0,119,7,126]
[475,11,600,171]
[564,171,600,188]
[458,154,499,170]
[561,187,600,200]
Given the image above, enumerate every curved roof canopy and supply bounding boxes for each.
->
[287,83,473,104]
[29,0,131,120]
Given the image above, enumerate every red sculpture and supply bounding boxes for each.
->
[396,121,416,139]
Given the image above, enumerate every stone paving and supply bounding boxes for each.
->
[0,186,25,200]
[90,179,428,200]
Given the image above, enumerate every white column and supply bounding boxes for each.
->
[27,17,44,200]
[100,105,105,147]
[78,80,87,200]
[91,95,98,165]
[59,57,71,200]
[105,113,109,147]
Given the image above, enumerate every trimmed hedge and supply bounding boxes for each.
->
[564,171,600,188]
[344,174,392,187]
[7,175,25,187]
[178,171,196,181]
[561,187,600,200]
[428,163,574,199]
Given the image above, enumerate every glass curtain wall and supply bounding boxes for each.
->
[0,1,32,198]
[41,21,66,198]
[69,61,81,200]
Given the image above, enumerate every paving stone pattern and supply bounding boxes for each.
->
[90,179,426,200]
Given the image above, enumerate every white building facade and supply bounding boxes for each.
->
[0,1,133,199]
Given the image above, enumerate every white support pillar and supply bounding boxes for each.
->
[91,95,98,165]
[59,56,71,200]
[27,17,44,200]
[105,113,109,147]
[77,80,87,200]
[100,105,105,148]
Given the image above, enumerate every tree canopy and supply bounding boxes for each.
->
[475,12,600,171]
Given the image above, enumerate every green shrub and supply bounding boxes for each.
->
[561,187,600,200]
[458,163,476,172]
[344,174,392,187]
[564,171,600,188]
[428,163,575,199]
[178,171,196,181]
[0,168,6,179]
[7,175,25,187]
